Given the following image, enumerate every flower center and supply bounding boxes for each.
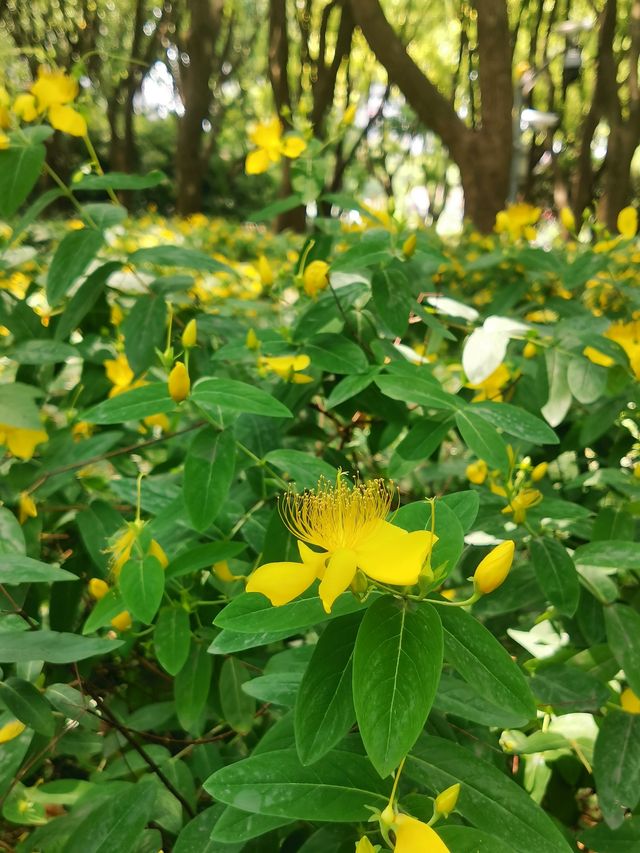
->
[279,476,393,552]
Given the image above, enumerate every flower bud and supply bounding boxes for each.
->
[559,207,575,232]
[531,461,548,482]
[302,260,330,298]
[111,610,133,632]
[402,233,417,258]
[379,803,395,828]
[246,328,260,350]
[434,782,460,817]
[89,577,109,600]
[355,837,375,853]
[473,540,515,595]
[18,491,37,525]
[168,362,190,403]
[523,341,537,359]
[181,319,197,349]
[466,460,487,485]
[257,255,274,286]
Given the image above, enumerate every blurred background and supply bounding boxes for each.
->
[0,0,636,232]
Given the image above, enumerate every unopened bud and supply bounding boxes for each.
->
[434,782,460,817]
[168,362,190,403]
[473,540,515,595]
[182,318,197,348]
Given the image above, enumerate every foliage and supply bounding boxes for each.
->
[1,82,640,853]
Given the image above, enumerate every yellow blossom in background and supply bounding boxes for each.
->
[605,320,640,378]
[257,255,274,286]
[473,540,515,594]
[246,477,437,613]
[246,328,260,350]
[18,492,37,525]
[110,302,124,326]
[531,462,548,482]
[168,361,190,402]
[67,218,85,230]
[148,538,169,569]
[495,203,541,241]
[111,611,132,632]
[621,688,640,713]
[1,271,30,300]
[0,85,10,128]
[258,354,313,383]
[0,720,26,744]
[88,578,109,600]
[402,233,417,257]
[617,206,638,239]
[466,460,488,484]
[48,104,87,136]
[342,103,357,126]
[0,131,9,150]
[213,560,244,582]
[245,117,306,174]
[71,421,94,441]
[143,413,171,432]
[525,309,558,324]
[468,363,511,402]
[523,341,537,359]
[13,93,38,122]
[302,260,330,297]
[393,814,451,853]
[583,346,614,368]
[502,488,542,524]
[560,207,575,231]
[182,318,198,348]
[104,353,134,394]
[0,425,48,460]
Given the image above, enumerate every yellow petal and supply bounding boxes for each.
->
[245,148,272,175]
[281,135,307,159]
[168,361,190,402]
[48,104,87,137]
[583,346,614,367]
[111,610,132,631]
[473,540,515,594]
[355,520,436,585]
[246,560,317,606]
[0,131,9,150]
[3,426,48,460]
[148,539,168,569]
[298,541,328,577]
[13,93,39,122]
[250,117,282,149]
[621,687,640,714]
[89,578,109,600]
[318,548,357,613]
[0,719,27,744]
[617,206,638,239]
[18,491,37,525]
[394,814,451,852]
[31,68,78,109]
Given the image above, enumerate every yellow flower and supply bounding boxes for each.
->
[583,346,614,368]
[31,68,78,110]
[0,425,48,460]
[393,814,451,852]
[246,328,260,350]
[621,687,640,714]
[168,362,190,402]
[560,207,575,232]
[473,540,515,594]
[13,93,38,122]
[525,309,558,324]
[606,320,640,378]
[302,260,330,297]
[402,233,417,257]
[181,319,197,349]
[148,538,168,569]
[0,131,9,150]
[502,488,543,524]
[258,354,312,383]
[342,103,357,126]
[434,783,460,818]
[246,477,437,613]
[355,837,376,853]
[617,206,638,239]
[213,560,244,582]
[48,104,86,137]
[468,363,511,402]
[18,492,37,525]
[104,354,134,392]
[523,341,537,359]
[245,117,306,174]
[143,413,170,432]
[495,203,541,241]
[88,578,109,600]
[257,255,274,286]
[110,302,124,326]
[111,611,132,632]
[0,719,26,744]
[466,460,488,485]
[531,462,548,482]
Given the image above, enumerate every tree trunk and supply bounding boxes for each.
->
[598,124,637,230]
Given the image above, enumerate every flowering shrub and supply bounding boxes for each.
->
[0,77,639,852]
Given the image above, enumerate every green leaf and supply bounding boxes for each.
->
[74,170,167,191]
[10,188,64,244]
[214,589,370,634]
[579,817,640,853]
[47,228,105,306]
[65,780,157,853]
[192,377,292,418]
[393,500,464,580]
[83,383,175,424]
[434,673,528,728]
[210,804,289,845]
[119,556,164,624]
[0,720,32,798]
[455,409,509,471]
[174,644,212,731]
[326,369,380,408]
[183,428,235,532]
[204,748,390,820]
[81,202,127,229]
[530,663,609,713]
[165,541,246,580]
[605,604,640,696]
[574,541,640,570]
[0,631,123,663]
[353,598,442,777]
[11,340,77,365]
[541,350,572,427]
[394,417,452,462]
[219,658,255,734]
[174,805,246,852]
[154,607,191,676]
[568,356,608,404]
[208,627,296,655]
[263,449,335,489]
[0,555,77,584]
[0,508,26,555]
[0,141,46,218]
[406,735,573,853]
[55,261,121,341]
[530,538,580,617]
[122,294,168,375]
[305,334,369,375]
[472,401,559,445]
[128,245,235,275]
[0,677,55,735]
[371,266,413,336]
[439,826,515,853]
[295,612,359,765]
[251,193,304,222]
[0,383,43,431]
[376,375,461,410]
[438,604,536,724]
[243,672,302,706]
[440,490,480,533]
[594,712,640,829]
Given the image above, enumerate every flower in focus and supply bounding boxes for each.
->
[0,425,48,460]
[617,206,638,239]
[473,540,515,594]
[246,477,437,613]
[245,117,306,174]
[302,260,330,297]
[466,460,488,485]
[258,353,312,383]
[434,783,460,818]
[0,719,26,744]
[621,688,640,714]
[18,492,37,525]
[468,363,511,402]
[393,814,451,852]
[502,488,542,524]
[168,361,190,402]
